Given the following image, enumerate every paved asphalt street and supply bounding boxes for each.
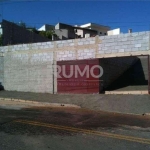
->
[0,106,150,150]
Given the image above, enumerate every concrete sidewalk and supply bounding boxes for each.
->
[0,91,150,115]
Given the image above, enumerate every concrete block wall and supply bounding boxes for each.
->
[4,51,54,93]
[98,31,149,54]
[0,31,149,59]
[57,50,76,61]
[56,38,96,60]
[77,49,95,60]
[0,31,149,93]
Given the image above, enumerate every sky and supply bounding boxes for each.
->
[0,0,150,33]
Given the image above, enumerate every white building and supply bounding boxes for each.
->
[38,24,54,31]
[107,28,121,36]
[79,23,110,36]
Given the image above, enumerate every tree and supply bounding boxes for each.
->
[39,30,57,40]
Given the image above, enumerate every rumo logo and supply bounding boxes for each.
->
[55,65,103,78]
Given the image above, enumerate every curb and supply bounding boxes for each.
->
[0,97,81,108]
[105,91,148,95]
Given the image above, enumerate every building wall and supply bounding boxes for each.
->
[38,24,54,31]
[76,29,97,38]
[76,29,83,37]
[107,28,120,36]
[55,29,69,40]
[2,20,50,46]
[4,50,54,93]
[80,23,110,36]
[82,29,97,37]
[55,23,73,30]
[90,26,109,36]
[0,31,149,93]
[55,29,77,40]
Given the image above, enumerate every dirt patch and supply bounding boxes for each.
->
[24,107,150,129]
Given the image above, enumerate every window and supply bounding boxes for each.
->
[99,32,102,34]
[104,33,107,35]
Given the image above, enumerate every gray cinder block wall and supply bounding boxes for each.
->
[4,50,54,93]
[0,31,149,93]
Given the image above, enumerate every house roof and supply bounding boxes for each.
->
[80,23,110,29]
[55,22,97,32]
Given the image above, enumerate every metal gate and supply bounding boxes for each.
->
[57,59,100,94]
